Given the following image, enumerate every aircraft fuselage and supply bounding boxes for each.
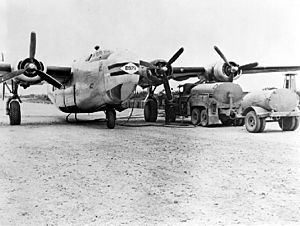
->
[47,50,140,113]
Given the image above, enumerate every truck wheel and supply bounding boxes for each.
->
[200,109,209,127]
[191,108,201,125]
[245,111,261,133]
[9,100,21,125]
[278,117,296,131]
[144,99,157,122]
[259,118,266,132]
[106,109,116,129]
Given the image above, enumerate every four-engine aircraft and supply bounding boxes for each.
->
[1,32,300,128]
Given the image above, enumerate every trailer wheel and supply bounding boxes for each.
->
[144,99,157,122]
[199,109,209,127]
[259,118,266,132]
[292,117,300,131]
[278,117,297,131]
[245,110,261,133]
[191,108,201,125]
[9,100,21,125]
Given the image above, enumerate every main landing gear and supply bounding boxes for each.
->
[5,81,22,125]
[144,87,158,122]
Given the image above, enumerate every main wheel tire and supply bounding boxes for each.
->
[199,109,209,127]
[191,108,201,125]
[169,106,176,122]
[9,100,21,125]
[144,99,158,122]
[245,111,261,133]
[278,117,297,131]
[258,118,266,132]
[106,109,116,129]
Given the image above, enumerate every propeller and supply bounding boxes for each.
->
[140,47,184,100]
[0,32,63,89]
[214,46,258,81]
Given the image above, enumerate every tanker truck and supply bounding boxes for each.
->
[241,88,300,133]
[169,82,245,126]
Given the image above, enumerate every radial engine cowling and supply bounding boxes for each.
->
[15,58,44,84]
[212,62,241,82]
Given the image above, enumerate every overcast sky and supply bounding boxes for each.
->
[1,0,300,93]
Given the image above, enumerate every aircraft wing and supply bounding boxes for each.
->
[171,67,206,81]
[0,63,12,74]
[242,66,300,74]
[46,66,72,84]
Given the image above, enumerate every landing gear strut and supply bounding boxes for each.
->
[106,108,116,129]
[5,81,22,125]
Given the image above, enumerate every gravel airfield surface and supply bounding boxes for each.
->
[0,102,299,225]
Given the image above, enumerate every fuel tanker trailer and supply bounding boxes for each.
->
[241,88,300,133]
[170,82,244,126]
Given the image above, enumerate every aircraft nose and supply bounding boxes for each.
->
[108,82,137,103]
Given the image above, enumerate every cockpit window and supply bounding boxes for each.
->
[87,49,112,62]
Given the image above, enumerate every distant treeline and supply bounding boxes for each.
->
[21,94,52,104]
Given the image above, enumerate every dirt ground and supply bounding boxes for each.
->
[0,102,299,225]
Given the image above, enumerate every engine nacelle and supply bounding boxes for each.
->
[211,62,241,82]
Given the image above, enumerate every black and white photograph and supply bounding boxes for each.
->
[0,0,300,225]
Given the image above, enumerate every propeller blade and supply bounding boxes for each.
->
[163,79,172,100]
[167,47,184,66]
[139,60,157,70]
[36,70,63,89]
[1,52,4,62]
[0,70,25,83]
[29,32,36,60]
[239,62,258,70]
[214,46,230,66]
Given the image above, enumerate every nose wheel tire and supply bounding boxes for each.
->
[9,100,21,125]
[106,109,116,129]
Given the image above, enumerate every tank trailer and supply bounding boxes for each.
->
[169,82,244,126]
[241,88,300,132]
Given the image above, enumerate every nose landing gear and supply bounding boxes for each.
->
[106,108,116,129]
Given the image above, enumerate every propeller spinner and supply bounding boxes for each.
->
[214,46,258,81]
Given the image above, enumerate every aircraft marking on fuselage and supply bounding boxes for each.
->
[108,62,139,76]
